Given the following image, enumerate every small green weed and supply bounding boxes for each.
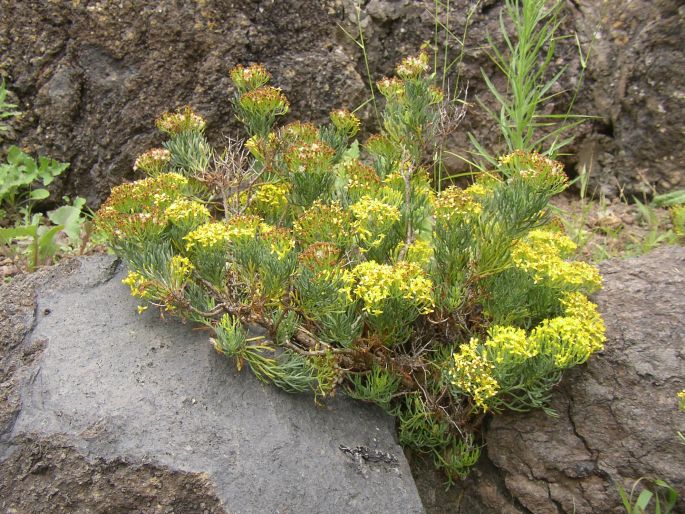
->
[0,145,69,219]
[470,0,590,166]
[0,80,91,273]
[0,79,20,135]
[625,198,680,257]
[618,477,678,514]
[0,196,88,271]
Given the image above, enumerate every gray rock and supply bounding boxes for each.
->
[1,0,683,205]
[413,245,685,513]
[0,255,424,513]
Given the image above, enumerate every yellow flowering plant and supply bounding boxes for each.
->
[96,50,605,483]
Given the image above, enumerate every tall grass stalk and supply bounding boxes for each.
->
[428,0,481,190]
[338,4,380,124]
[470,0,590,168]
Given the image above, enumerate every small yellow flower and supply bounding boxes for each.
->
[137,305,148,314]
[156,106,206,135]
[485,325,538,364]
[350,195,401,249]
[170,255,194,282]
[229,63,271,92]
[294,201,352,248]
[123,271,151,299]
[165,199,211,225]
[434,186,482,222]
[512,229,602,292]
[448,338,500,411]
[402,239,433,268]
[330,109,360,137]
[133,148,171,176]
[248,182,289,218]
[351,261,433,316]
[531,292,606,368]
[395,49,431,79]
[184,222,232,251]
[284,141,335,174]
[263,228,295,260]
[239,86,289,116]
[278,121,320,145]
[376,77,405,98]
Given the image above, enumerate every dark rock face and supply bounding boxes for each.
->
[2,436,225,514]
[0,256,423,513]
[569,0,685,197]
[1,1,683,206]
[413,246,685,513]
[0,0,365,207]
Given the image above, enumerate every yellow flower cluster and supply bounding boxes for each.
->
[350,195,401,248]
[165,199,211,225]
[376,77,405,99]
[229,63,271,92]
[169,255,194,282]
[184,216,264,251]
[95,173,192,240]
[532,292,606,368]
[383,167,435,204]
[485,325,537,364]
[239,86,289,116]
[499,150,562,174]
[294,201,351,247]
[450,292,604,408]
[340,160,380,197]
[263,227,295,260]
[133,148,171,176]
[434,186,482,221]
[679,390,685,411]
[149,171,189,188]
[278,121,319,145]
[351,261,433,316]
[250,182,289,215]
[499,150,568,192]
[184,222,232,251]
[401,239,433,268]
[671,205,685,237]
[156,106,206,135]
[227,215,263,240]
[449,339,500,411]
[512,229,602,291]
[122,271,151,299]
[330,109,361,137]
[395,49,430,79]
[428,85,444,104]
[285,141,335,173]
[244,135,269,161]
[464,182,490,198]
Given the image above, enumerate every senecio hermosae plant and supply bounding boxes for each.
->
[96,49,605,482]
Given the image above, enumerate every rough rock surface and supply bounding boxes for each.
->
[0,0,365,207]
[1,0,683,206]
[413,245,685,513]
[0,255,424,513]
